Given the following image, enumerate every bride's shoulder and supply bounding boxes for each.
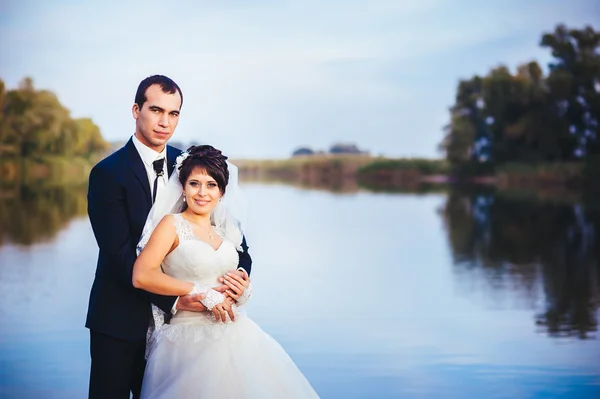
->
[162,213,183,221]
[156,214,179,230]
[160,213,176,221]
[160,213,190,233]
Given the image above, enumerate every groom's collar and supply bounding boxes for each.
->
[131,134,167,167]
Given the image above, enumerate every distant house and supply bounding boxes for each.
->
[329,143,368,155]
[292,147,315,157]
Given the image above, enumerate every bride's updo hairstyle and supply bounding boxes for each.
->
[178,145,229,195]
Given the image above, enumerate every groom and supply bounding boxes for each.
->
[86,75,252,399]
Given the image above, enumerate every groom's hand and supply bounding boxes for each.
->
[176,293,208,312]
[218,270,250,301]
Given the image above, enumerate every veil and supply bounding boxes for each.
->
[136,154,246,256]
[136,151,246,358]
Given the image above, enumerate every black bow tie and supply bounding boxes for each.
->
[153,158,165,177]
[152,158,165,203]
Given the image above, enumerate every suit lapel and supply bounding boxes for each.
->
[166,145,181,178]
[125,138,152,206]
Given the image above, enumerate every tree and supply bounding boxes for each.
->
[439,76,490,164]
[440,24,600,169]
[541,24,600,157]
[0,79,5,132]
[0,77,109,158]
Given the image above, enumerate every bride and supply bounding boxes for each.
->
[132,145,319,398]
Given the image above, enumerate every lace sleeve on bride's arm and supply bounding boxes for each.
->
[235,282,253,307]
[189,283,225,311]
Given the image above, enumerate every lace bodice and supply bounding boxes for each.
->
[163,213,239,287]
[144,214,250,358]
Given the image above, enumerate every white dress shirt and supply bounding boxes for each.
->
[131,134,167,200]
[131,134,179,314]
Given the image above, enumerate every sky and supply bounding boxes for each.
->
[1,0,599,159]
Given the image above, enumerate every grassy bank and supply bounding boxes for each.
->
[236,156,458,189]
[234,154,375,182]
[235,155,448,178]
[358,158,450,175]
[235,155,592,194]
[356,158,451,187]
[495,162,584,189]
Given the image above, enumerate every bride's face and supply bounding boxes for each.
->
[183,167,223,216]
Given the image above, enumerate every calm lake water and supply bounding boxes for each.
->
[0,182,599,398]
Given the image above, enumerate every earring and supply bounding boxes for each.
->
[183,196,186,202]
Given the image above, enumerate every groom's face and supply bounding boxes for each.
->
[132,84,182,151]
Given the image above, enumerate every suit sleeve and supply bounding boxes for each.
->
[237,235,252,275]
[87,163,177,314]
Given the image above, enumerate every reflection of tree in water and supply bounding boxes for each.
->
[441,188,600,339]
[0,184,88,246]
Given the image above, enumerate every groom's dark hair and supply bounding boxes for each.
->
[134,74,183,110]
[178,145,229,195]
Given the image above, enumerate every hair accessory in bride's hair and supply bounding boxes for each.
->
[175,150,190,169]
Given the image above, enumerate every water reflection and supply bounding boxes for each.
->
[2,178,598,343]
[1,179,599,398]
[240,175,363,194]
[441,188,600,340]
[0,183,88,246]
[241,175,450,195]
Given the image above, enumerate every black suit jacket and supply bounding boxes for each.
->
[85,138,252,341]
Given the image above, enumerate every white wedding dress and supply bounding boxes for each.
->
[140,214,319,399]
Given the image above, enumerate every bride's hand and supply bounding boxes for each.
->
[220,271,250,301]
[213,285,235,305]
[212,300,235,323]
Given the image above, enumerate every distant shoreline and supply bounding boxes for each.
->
[232,155,587,191]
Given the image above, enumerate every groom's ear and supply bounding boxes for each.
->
[132,103,140,119]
